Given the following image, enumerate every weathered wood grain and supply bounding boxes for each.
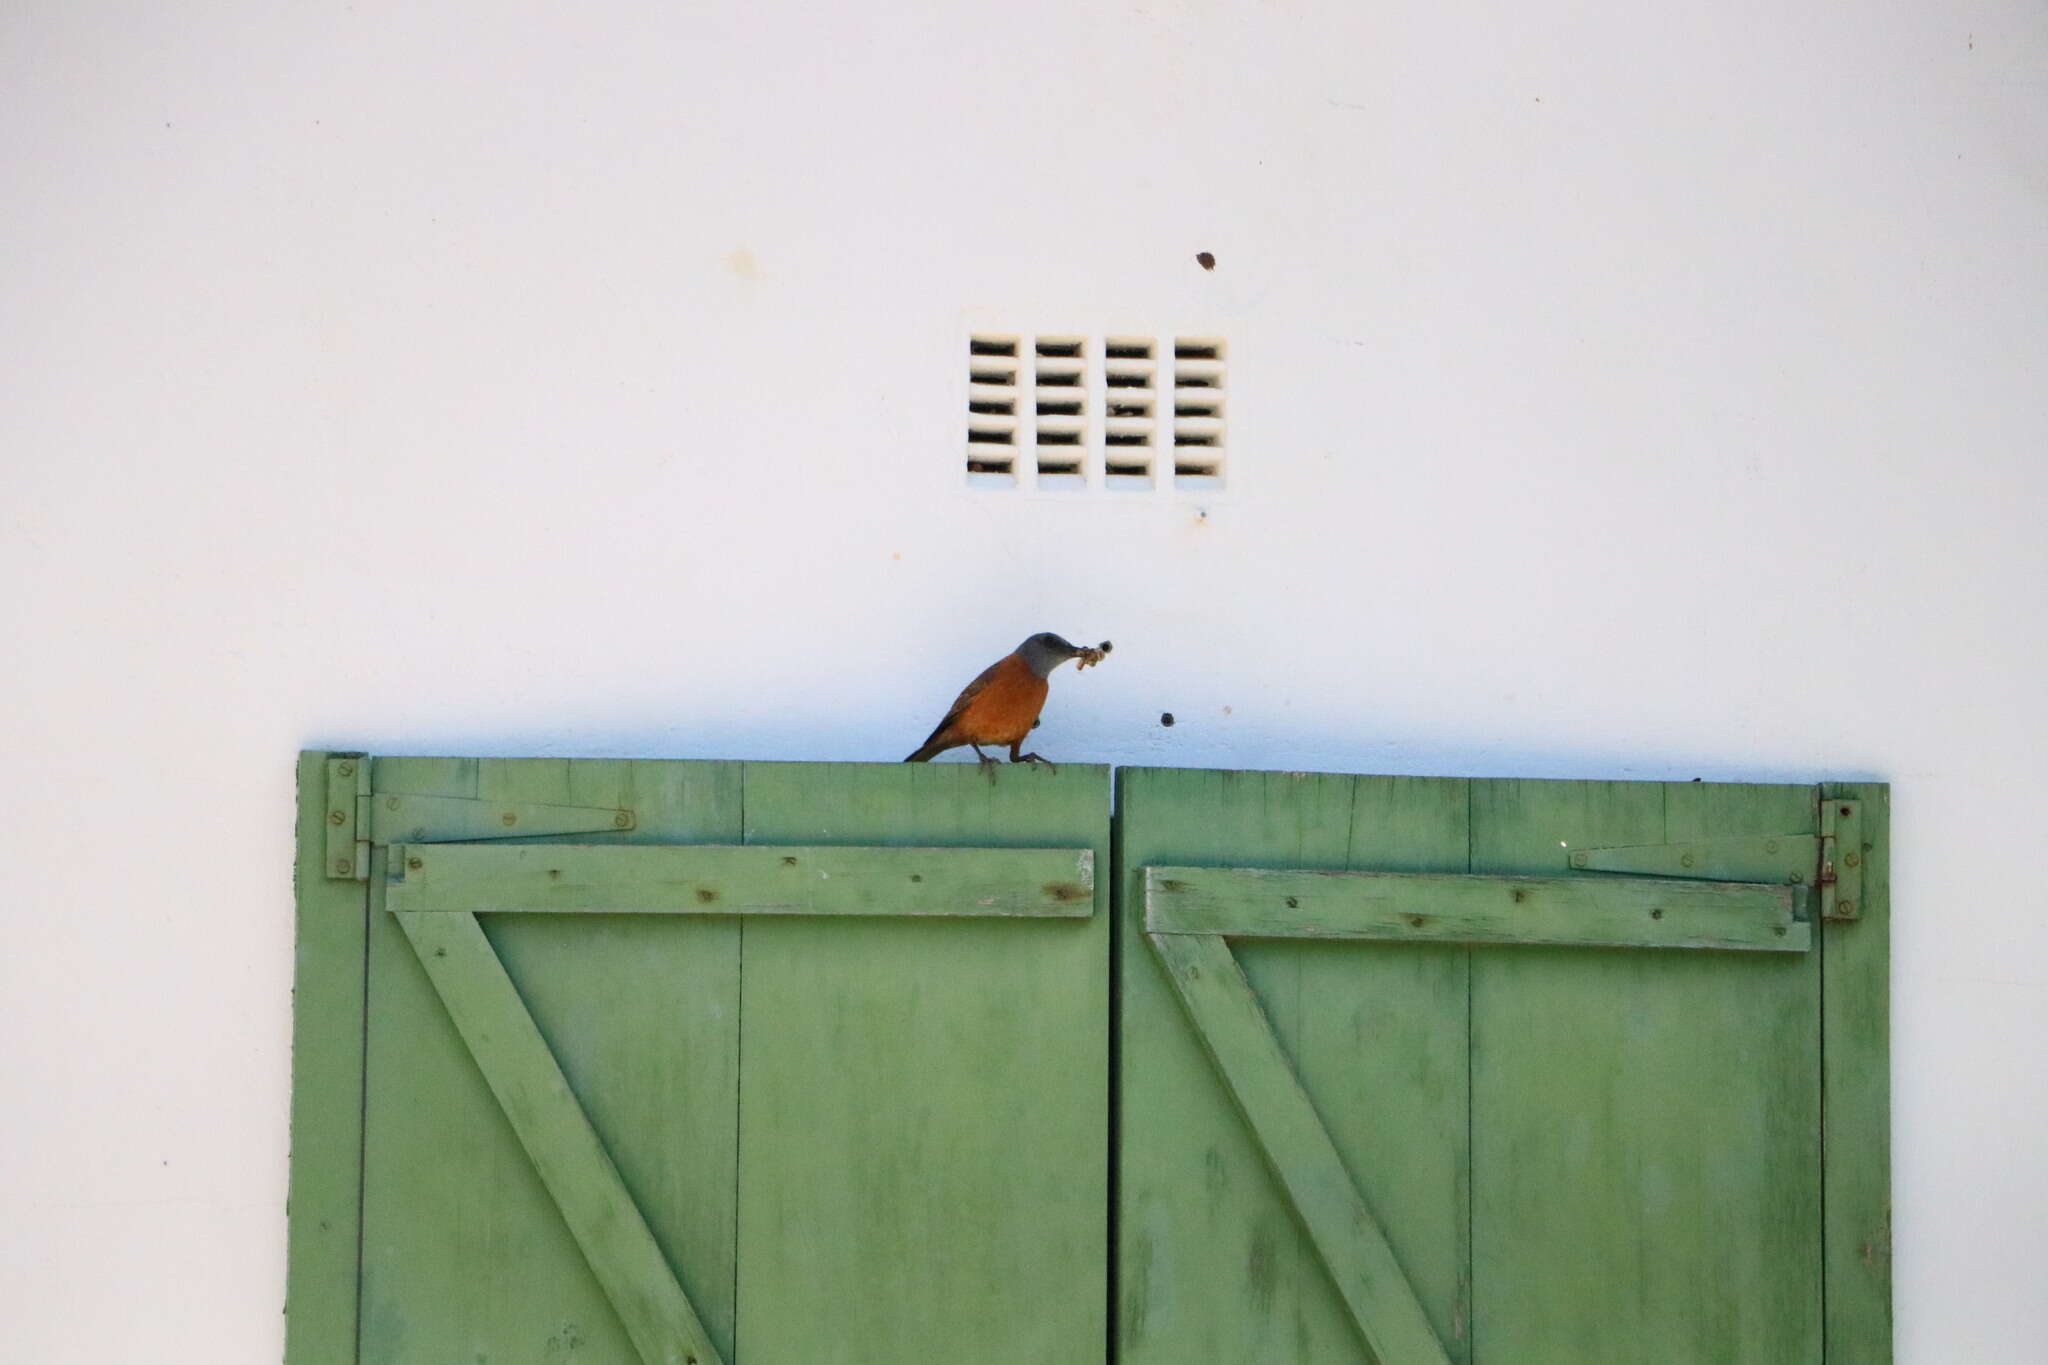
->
[1823,782,1892,1361]
[1118,768,1471,1364]
[284,752,369,1365]
[387,842,1093,917]
[1469,778,1824,1362]
[395,909,723,1365]
[358,758,744,1365]
[1150,929,1453,1365]
[734,761,1110,1365]
[1146,864,1805,951]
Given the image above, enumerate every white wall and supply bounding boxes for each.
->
[4,1,2044,1357]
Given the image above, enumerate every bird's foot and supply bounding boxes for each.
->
[1012,751,1058,772]
[972,748,999,782]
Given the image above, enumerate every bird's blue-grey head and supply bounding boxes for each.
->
[1018,632,1084,678]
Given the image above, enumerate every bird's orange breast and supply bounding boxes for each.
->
[952,654,1050,745]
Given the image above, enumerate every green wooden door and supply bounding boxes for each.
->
[288,755,1108,1365]
[291,756,1886,1364]
[1115,768,1890,1365]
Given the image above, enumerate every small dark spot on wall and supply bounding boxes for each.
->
[1160,712,1175,727]
[1043,882,1089,903]
[1195,251,1216,270]
[695,887,719,904]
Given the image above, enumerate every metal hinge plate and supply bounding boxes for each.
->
[324,754,372,880]
[1818,798,1864,921]
[324,756,637,880]
[1565,795,1863,921]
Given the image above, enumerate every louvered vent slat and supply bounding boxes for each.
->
[966,333,1225,490]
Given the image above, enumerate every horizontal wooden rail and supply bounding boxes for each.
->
[1145,865,1805,952]
[387,843,1095,918]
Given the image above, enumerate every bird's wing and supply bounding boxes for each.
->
[919,657,1005,747]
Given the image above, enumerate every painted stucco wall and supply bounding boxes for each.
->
[4,2,2044,1357]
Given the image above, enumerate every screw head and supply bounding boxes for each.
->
[1774,925,1787,936]
[500,811,518,827]
[328,809,346,825]
[613,811,632,829]
[1765,839,1779,854]
[1837,899,1856,916]
[1679,853,1695,869]
[1650,907,1665,920]
[386,796,400,810]
[335,761,354,777]
[1570,852,1588,868]
[334,858,352,875]
[407,856,423,870]
[1844,850,1861,868]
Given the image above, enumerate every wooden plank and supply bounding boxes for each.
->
[1149,930,1451,1365]
[1147,865,1805,951]
[1118,769,1471,1364]
[387,842,1094,917]
[1822,782,1892,1361]
[395,909,724,1365]
[1469,778,1823,1362]
[360,758,744,1365]
[369,791,635,843]
[284,752,369,1365]
[734,761,1109,1365]
[1570,832,1816,885]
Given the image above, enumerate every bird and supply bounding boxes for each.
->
[904,632,1106,769]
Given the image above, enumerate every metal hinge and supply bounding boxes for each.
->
[323,754,637,880]
[1566,797,1864,921]
[1817,797,1865,921]
[324,754,372,880]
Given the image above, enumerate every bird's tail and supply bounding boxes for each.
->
[903,737,947,763]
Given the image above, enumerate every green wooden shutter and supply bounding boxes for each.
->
[1115,768,1890,1365]
[291,755,1886,1364]
[288,755,1108,1365]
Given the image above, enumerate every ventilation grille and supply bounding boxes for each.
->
[966,334,1226,490]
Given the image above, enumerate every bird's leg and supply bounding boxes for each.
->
[1009,741,1057,772]
[970,744,998,781]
